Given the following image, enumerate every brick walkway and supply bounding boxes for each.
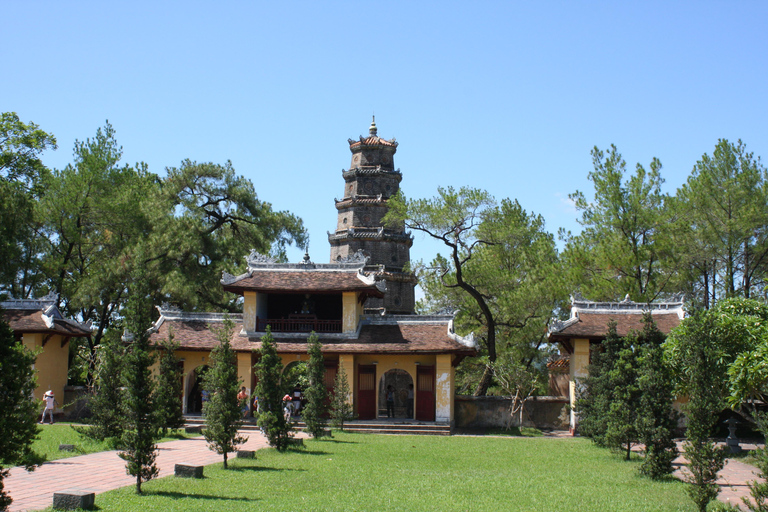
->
[673,441,766,510]
[5,429,288,512]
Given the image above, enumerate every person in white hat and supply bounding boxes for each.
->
[40,390,58,424]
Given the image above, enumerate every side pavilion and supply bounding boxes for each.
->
[149,252,477,425]
[1,295,91,413]
[547,294,684,433]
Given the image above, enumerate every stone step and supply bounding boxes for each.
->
[183,416,451,436]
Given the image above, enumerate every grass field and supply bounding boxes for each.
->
[32,424,190,461]
[90,433,695,512]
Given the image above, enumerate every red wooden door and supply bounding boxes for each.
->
[416,365,435,421]
[323,362,338,415]
[357,365,376,420]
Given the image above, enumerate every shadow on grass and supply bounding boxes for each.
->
[315,439,356,444]
[228,465,307,473]
[147,490,258,502]
[294,450,331,456]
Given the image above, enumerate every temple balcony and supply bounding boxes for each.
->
[256,315,342,334]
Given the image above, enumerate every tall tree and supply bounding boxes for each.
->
[386,188,563,395]
[329,365,355,431]
[674,139,768,306]
[73,331,126,444]
[301,332,328,437]
[668,311,727,511]
[635,315,678,479]
[574,321,622,445]
[0,311,43,511]
[0,112,57,299]
[119,266,160,495]
[150,160,306,311]
[154,331,185,436]
[563,145,672,302]
[202,318,245,468]
[255,327,292,451]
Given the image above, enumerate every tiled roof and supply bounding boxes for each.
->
[149,317,477,356]
[548,311,682,340]
[546,356,570,370]
[3,309,91,337]
[348,136,398,149]
[222,270,384,296]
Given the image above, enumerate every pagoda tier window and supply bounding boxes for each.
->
[256,293,343,333]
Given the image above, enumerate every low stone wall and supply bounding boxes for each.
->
[63,386,91,420]
[455,395,569,430]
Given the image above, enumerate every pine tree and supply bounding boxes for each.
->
[119,271,160,494]
[302,332,328,437]
[202,318,245,468]
[0,311,42,510]
[635,314,679,479]
[575,321,621,444]
[330,365,355,431]
[74,332,125,444]
[154,331,185,436]
[603,331,641,461]
[674,311,726,511]
[255,327,292,451]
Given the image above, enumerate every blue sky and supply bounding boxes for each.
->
[5,2,768,288]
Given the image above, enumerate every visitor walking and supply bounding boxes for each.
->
[40,390,57,424]
[386,385,395,418]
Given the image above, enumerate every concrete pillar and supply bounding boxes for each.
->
[243,291,257,332]
[569,338,590,432]
[338,354,355,405]
[342,292,361,333]
[435,354,454,424]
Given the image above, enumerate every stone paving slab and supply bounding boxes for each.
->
[5,430,289,512]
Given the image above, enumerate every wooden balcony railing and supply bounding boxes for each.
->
[256,315,342,333]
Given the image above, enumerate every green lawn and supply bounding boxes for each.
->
[32,424,190,461]
[89,433,695,512]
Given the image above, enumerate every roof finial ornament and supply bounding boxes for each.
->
[369,115,377,137]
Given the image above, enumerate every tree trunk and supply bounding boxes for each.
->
[223,452,228,469]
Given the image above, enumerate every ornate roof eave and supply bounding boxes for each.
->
[327,228,414,244]
[335,194,387,208]
[342,166,402,181]
[569,293,685,317]
[348,136,398,149]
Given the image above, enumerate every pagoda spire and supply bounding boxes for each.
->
[369,115,377,136]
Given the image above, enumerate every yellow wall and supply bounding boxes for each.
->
[342,292,362,333]
[243,291,257,332]
[23,333,69,413]
[339,354,355,406]
[569,338,590,430]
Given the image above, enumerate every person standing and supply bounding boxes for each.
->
[386,385,395,418]
[40,390,57,424]
[237,386,249,418]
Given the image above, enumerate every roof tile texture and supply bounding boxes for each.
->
[550,312,681,340]
[4,309,91,337]
[150,320,475,356]
[223,270,380,294]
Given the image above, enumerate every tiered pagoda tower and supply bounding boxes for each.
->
[328,117,416,314]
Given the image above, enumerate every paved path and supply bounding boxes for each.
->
[672,441,766,510]
[5,429,289,512]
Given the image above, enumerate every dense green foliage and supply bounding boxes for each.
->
[668,311,727,511]
[386,188,564,395]
[577,316,677,477]
[0,115,306,386]
[202,318,245,468]
[564,145,670,302]
[154,332,185,436]
[255,327,292,450]
[301,332,328,437]
[329,365,355,430]
[118,272,160,494]
[0,113,57,300]
[73,332,126,444]
[0,312,42,510]
[93,434,694,512]
[635,317,678,479]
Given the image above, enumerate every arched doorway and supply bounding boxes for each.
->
[186,365,209,414]
[378,369,414,419]
[282,361,307,417]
